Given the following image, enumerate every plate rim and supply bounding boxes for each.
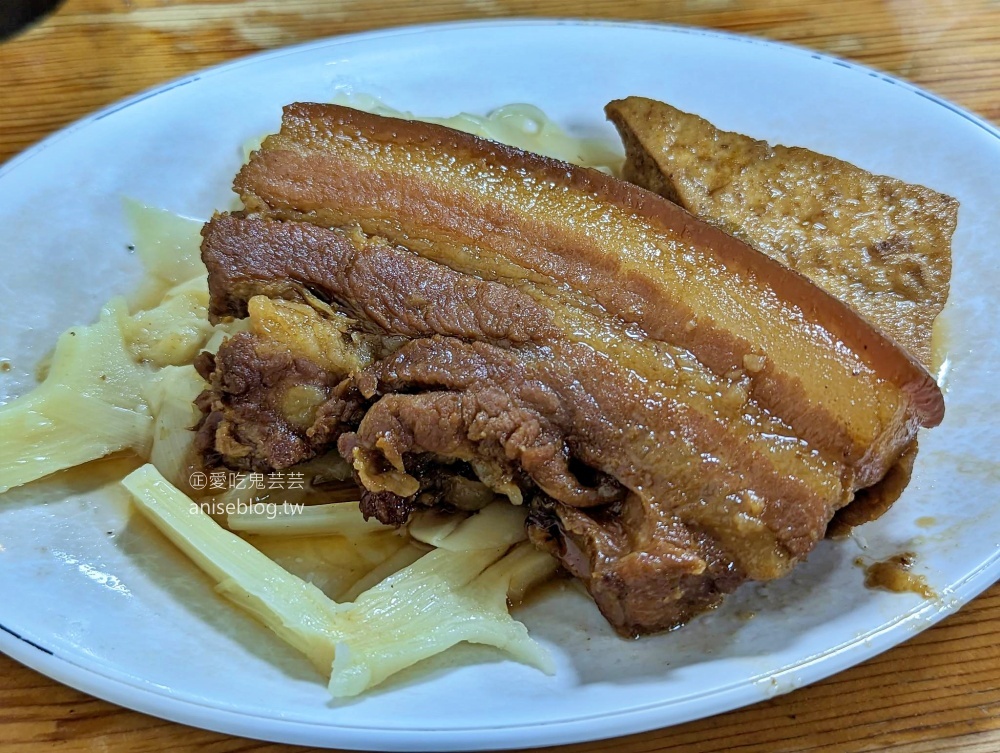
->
[2,16,998,751]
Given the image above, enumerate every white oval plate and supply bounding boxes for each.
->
[1,19,998,752]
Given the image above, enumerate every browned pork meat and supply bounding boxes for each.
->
[193,103,947,636]
[202,213,557,345]
[193,333,364,472]
[527,495,746,631]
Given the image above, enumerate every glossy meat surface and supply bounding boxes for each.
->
[194,103,945,635]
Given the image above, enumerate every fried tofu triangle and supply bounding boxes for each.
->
[222,103,945,634]
[606,96,957,368]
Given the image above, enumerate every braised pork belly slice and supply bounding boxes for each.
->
[192,104,945,635]
[235,104,941,484]
[201,216,843,526]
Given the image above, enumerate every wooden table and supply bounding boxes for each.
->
[2,1,999,751]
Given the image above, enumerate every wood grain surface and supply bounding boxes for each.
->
[1,1,998,751]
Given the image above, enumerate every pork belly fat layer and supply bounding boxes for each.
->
[235,103,942,482]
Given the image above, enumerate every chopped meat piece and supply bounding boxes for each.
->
[193,332,364,471]
[358,488,415,527]
[349,335,844,576]
[345,451,488,526]
[528,495,745,635]
[342,388,623,509]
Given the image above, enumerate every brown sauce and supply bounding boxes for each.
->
[857,552,934,598]
[511,570,573,610]
[45,452,144,492]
